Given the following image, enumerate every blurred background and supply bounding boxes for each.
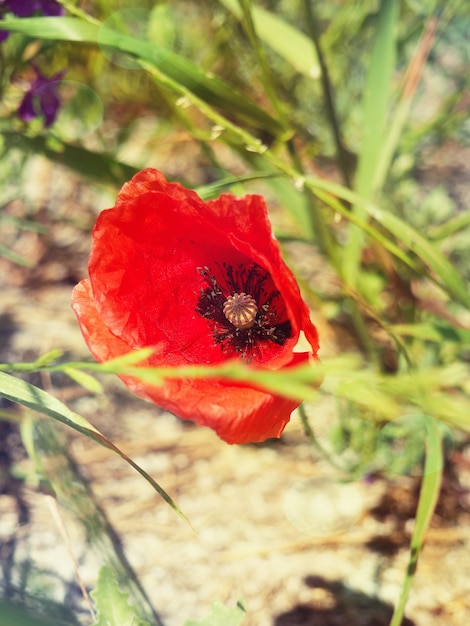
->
[1,1,470,624]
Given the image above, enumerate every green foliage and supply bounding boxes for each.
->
[0,370,190,525]
[0,600,67,626]
[343,0,399,287]
[0,15,285,137]
[389,417,444,626]
[184,601,246,626]
[1,1,469,625]
[218,0,320,78]
[91,566,151,626]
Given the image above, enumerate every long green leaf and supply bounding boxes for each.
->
[391,322,470,344]
[3,131,139,185]
[355,0,398,199]
[372,16,437,197]
[366,202,470,308]
[0,243,34,267]
[218,0,320,78]
[389,417,443,625]
[300,174,470,308]
[0,371,190,525]
[343,0,399,286]
[0,16,284,137]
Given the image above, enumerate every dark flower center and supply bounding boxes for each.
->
[196,262,292,361]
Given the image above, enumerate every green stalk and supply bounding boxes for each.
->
[231,1,338,265]
[389,418,443,626]
[302,0,352,188]
[299,405,349,473]
[239,0,286,126]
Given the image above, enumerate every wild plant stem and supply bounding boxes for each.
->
[298,404,349,473]
[302,0,352,188]
[389,419,443,626]
[239,0,286,126]
[239,0,338,266]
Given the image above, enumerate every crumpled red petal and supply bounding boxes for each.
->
[72,169,320,444]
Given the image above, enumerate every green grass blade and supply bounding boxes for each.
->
[311,187,422,273]
[4,131,139,185]
[343,0,399,286]
[20,416,162,624]
[0,16,284,136]
[428,208,470,240]
[366,202,470,308]
[300,174,470,308]
[0,243,34,267]
[373,16,438,197]
[0,371,190,525]
[195,172,281,199]
[355,0,399,198]
[197,169,314,236]
[63,367,104,394]
[218,0,320,78]
[389,417,444,626]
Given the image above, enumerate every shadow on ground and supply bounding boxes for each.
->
[273,575,415,626]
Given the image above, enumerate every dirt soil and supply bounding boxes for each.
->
[1,158,470,626]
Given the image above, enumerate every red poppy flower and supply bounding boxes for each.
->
[71,169,319,444]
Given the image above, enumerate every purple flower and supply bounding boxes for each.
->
[0,0,64,40]
[18,68,65,127]
[3,0,64,17]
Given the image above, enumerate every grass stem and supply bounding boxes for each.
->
[302,0,352,188]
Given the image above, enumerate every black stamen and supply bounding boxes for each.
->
[195,262,292,361]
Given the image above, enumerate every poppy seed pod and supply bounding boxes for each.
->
[72,169,320,444]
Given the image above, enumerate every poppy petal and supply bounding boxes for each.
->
[72,169,320,444]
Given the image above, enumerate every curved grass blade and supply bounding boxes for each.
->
[0,16,284,137]
[300,175,470,309]
[0,370,191,526]
[366,202,470,309]
[0,243,34,267]
[389,417,443,626]
[218,0,320,78]
[195,172,281,200]
[3,131,139,185]
[391,321,470,345]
